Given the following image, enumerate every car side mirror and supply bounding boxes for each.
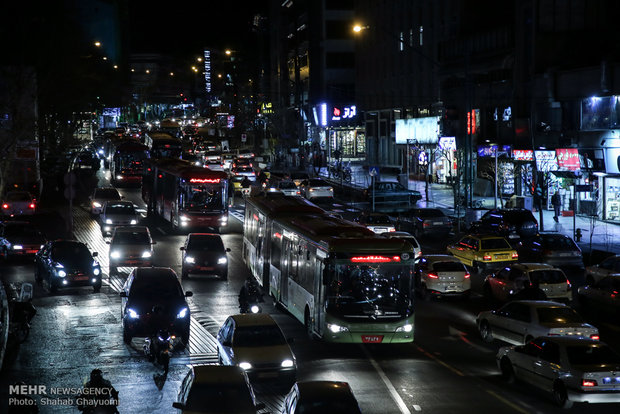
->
[226,248,231,252]
[172,402,185,409]
[119,291,127,298]
[92,252,98,257]
[255,402,266,410]
[179,246,185,251]
[185,291,193,297]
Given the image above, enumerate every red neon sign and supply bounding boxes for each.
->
[189,178,220,184]
[350,255,401,263]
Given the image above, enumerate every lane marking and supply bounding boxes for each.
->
[412,405,422,411]
[414,344,464,377]
[360,345,412,414]
[484,390,530,414]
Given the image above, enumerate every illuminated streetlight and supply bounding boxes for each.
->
[170,72,174,76]
[131,68,135,72]
[352,24,369,33]
[197,57,203,62]
[113,65,118,69]
[145,69,150,74]
[94,41,101,47]
[217,74,222,78]
[102,56,108,61]
[225,49,231,56]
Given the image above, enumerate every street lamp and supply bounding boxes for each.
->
[94,41,101,47]
[352,24,369,33]
[225,49,232,56]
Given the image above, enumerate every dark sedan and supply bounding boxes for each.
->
[363,181,422,213]
[470,208,538,241]
[282,381,362,414]
[0,221,46,260]
[517,232,584,270]
[120,267,192,345]
[577,276,620,317]
[397,208,452,238]
[180,233,230,279]
[34,240,102,293]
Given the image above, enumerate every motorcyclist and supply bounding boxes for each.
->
[146,328,173,374]
[238,277,264,311]
[77,369,119,414]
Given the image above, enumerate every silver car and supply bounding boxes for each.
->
[89,187,122,216]
[477,300,599,345]
[107,226,155,275]
[300,179,334,199]
[276,180,301,196]
[100,201,139,236]
[497,336,620,408]
[414,254,470,298]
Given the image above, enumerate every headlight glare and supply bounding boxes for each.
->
[13,245,23,250]
[110,251,121,259]
[396,324,413,333]
[127,308,139,319]
[93,268,100,276]
[176,307,189,318]
[130,219,137,225]
[93,202,102,208]
[238,362,252,370]
[180,215,190,222]
[327,323,348,333]
[217,257,227,264]
[281,359,294,368]
[57,270,67,277]
[105,219,113,224]
[185,256,195,264]
[141,251,152,258]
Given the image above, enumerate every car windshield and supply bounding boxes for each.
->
[541,235,578,250]
[529,270,566,284]
[6,192,31,201]
[279,181,297,189]
[433,262,466,272]
[51,243,91,262]
[95,189,121,199]
[536,307,584,324]
[328,262,413,320]
[106,204,135,214]
[185,384,254,412]
[233,325,286,347]
[187,236,224,250]
[566,344,620,366]
[118,151,148,170]
[113,231,150,244]
[4,225,41,238]
[413,209,444,218]
[480,239,511,250]
[366,215,391,225]
[129,277,183,299]
[298,399,361,414]
[181,185,224,211]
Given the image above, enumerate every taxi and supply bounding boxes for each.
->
[447,234,518,271]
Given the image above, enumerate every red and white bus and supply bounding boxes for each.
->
[110,140,150,186]
[142,159,229,230]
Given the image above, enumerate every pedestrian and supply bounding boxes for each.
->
[227,178,235,207]
[551,190,561,222]
[534,186,543,212]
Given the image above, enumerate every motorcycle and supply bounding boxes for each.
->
[329,160,352,181]
[7,282,36,344]
[144,329,174,374]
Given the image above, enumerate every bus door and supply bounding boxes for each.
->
[280,238,290,304]
[314,257,326,336]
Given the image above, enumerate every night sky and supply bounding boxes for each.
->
[128,0,268,56]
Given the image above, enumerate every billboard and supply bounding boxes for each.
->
[556,148,580,171]
[395,117,440,144]
[535,150,558,172]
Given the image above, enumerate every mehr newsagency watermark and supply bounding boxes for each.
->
[8,384,119,408]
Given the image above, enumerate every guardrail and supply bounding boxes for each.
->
[0,283,8,370]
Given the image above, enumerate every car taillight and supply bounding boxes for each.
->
[566,280,572,290]
[389,228,396,232]
[464,273,471,279]
[29,203,35,209]
[483,255,492,261]
[582,379,597,387]
[511,252,518,259]
[422,222,431,228]
[590,334,600,340]
[427,272,439,279]
[2,203,8,209]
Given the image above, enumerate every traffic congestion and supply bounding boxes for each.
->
[2,120,620,413]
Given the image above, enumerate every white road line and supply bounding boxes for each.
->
[412,405,422,411]
[360,345,412,414]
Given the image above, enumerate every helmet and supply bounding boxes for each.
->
[90,369,103,382]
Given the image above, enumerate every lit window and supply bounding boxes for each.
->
[419,26,423,46]
[399,32,404,51]
[409,29,414,47]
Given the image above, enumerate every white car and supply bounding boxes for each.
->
[477,300,599,345]
[353,212,395,233]
[497,337,620,408]
[100,201,140,236]
[381,231,421,258]
[300,179,334,199]
[414,254,470,298]
[276,180,301,196]
[222,153,234,170]
[89,187,122,216]
[585,255,620,286]
[1,191,36,216]
[483,263,572,303]
[107,226,155,275]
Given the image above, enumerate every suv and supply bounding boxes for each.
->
[180,233,230,279]
[119,267,192,345]
[107,226,155,275]
[471,209,538,241]
[100,201,139,236]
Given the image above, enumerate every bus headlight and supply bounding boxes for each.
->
[93,268,101,276]
[127,308,139,319]
[238,362,252,370]
[57,270,67,278]
[396,324,413,333]
[281,359,294,368]
[327,323,348,333]
[92,202,102,208]
[180,215,190,222]
[13,245,23,250]
[116,175,123,180]
[105,219,113,224]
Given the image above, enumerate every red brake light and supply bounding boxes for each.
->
[351,255,399,263]
[29,203,35,209]
[422,222,430,228]
[483,255,492,261]
[189,178,220,184]
[511,252,519,259]
[427,272,439,279]
[582,379,597,387]
[590,334,600,341]
[464,272,471,279]
[2,203,8,209]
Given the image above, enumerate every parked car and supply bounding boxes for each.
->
[584,254,620,286]
[34,240,102,293]
[282,381,362,414]
[353,212,395,233]
[446,234,518,271]
[470,209,538,241]
[477,301,599,345]
[180,233,230,279]
[107,226,155,275]
[363,181,422,213]
[397,208,452,238]
[1,191,36,216]
[0,221,46,260]
[517,232,584,270]
[89,187,123,216]
[577,276,620,316]
[173,365,264,414]
[119,267,192,345]
[100,201,140,235]
[300,179,334,200]
[216,313,296,384]
[482,263,573,303]
[497,337,620,408]
[380,231,421,258]
[414,255,470,299]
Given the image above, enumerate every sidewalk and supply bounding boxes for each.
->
[313,163,620,256]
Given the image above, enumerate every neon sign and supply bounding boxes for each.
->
[189,178,220,183]
[350,255,401,263]
[331,105,356,121]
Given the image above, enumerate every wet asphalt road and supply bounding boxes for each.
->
[2,169,620,413]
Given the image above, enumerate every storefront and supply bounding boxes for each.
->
[314,103,365,163]
[602,142,620,221]
[434,136,457,184]
[395,117,440,179]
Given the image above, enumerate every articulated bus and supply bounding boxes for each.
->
[243,195,415,344]
[142,158,229,230]
[144,131,183,160]
[243,193,325,288]
[110,140,149,186]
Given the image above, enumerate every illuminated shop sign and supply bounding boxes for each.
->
[556,148,580,171]
[535,150,558,172]
[438,137,456,151]
[331,105,356,121]
[260,102,274,114]
[395,117,440,144]
[604,147,620,174]
[513,149,533,161]
[477,145,511,157]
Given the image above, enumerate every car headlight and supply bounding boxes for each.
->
[93,268,100,276]
[180,215,190,222]
[281,359,294,368]
[13,245,23,250]
[220,216,228,222]
[217,257,227,264]
[327,323,348,333]
[130,219,137,225]
[110,251,121,259]
[185,256,195,264]
[329,188,334,191]
[176,307,189,318]
[141,251,152,258]
[92,202,102,208]
[40,245,44,249]
[57,270,67,277]
[116,175,123,180]
[105,219,113,224]
[127,308,139,319]
[238,362,252,370]
[396,324,413,333]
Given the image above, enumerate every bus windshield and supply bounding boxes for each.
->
[181,184,224,211]
[328,262,412,320]
[118,151,148,170]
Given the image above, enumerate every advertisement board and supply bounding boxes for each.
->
[556,148,580,171]
[535,150,558,172]
[513,149,533,161]
[395,117,440,144]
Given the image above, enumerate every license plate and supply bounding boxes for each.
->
[495,254,508,259]
[73,276,89,281]
[559,252,574,257]
[257,372,278,379]
[27,250,38,254]
[433,221,444,225]
[446,284,458,291]
[374,228,386,232]
[362,335,384,343]
[199,266,214,271]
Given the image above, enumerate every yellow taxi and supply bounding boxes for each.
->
[447,234,518,271]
